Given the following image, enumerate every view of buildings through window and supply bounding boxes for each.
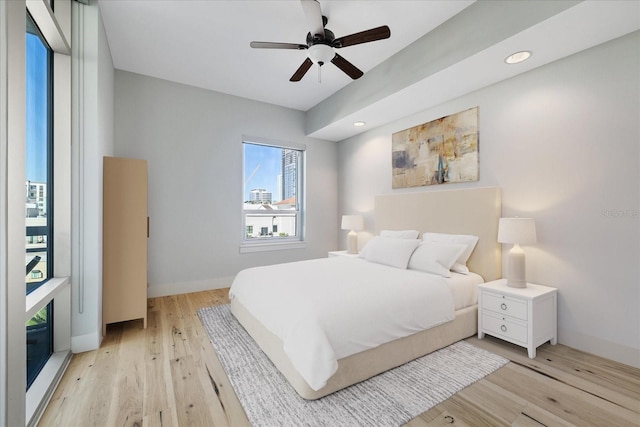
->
[26,12,54,389]
[243,142,302,240]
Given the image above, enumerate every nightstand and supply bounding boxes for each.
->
[478,279,557,358]
[328,250,360,258]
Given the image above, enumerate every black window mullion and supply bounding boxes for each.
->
[46,42,54,281]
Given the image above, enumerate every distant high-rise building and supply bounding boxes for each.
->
[249,188,272,204]
[276,174,283,203]
[25,181,47,217]
[281,149,298,201]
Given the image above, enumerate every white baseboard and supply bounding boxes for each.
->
[71,330,101,353]
[558,327,640,368]
[147,276,235,298]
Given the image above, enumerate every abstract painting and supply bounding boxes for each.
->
[392,107,479,189]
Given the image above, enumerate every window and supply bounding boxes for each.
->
[25,12,54,390]
[26,13,53,294]
[3,1,70,423]
[242,137,305,251]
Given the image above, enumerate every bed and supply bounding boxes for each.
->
[229,187,501,399]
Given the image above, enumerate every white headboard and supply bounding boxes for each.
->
[375,187,501,282]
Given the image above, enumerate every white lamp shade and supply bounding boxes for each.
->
[341,215,364,231]
[498,218,536,245]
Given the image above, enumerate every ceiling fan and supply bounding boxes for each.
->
[250,0,391,82]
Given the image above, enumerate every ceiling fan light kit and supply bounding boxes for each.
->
[308,44,334,65]
[250,0,390,82]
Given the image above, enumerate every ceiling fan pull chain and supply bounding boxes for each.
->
[318,64,321,83]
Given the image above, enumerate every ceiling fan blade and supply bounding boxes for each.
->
[290,58,314,82]
[331,53,363,80]
[333,25,391,48]
[250,41,307,50]
[300,0,325,39]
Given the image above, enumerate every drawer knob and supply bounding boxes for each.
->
[500,303,508,310]
[501,324,507,332]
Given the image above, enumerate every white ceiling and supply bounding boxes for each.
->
[98,0,639,141]
[98,0,473,111]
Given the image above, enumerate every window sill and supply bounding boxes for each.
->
[26,350,72,427]
[240,241,306,253]
[26,276,70,321]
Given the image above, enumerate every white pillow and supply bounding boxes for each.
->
[362,236,421,269]
[450,262,470,275]
[422,232,479,267]
[408,242,467,278]
[380,229,420,239]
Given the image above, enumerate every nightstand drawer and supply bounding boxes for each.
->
[481,292,528,321]
[482,312,527,344]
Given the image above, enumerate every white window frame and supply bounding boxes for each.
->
[25,1,71,426]
[240,135,306,253]
[1,1,71,425]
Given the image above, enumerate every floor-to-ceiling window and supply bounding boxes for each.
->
[25,11,54,390]
[2,1,70,424]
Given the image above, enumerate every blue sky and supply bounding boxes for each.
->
[244,143,281,201]
[26,31,48,184]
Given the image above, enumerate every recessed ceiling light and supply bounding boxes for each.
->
[505,51,532,64]
[353,121,366,127]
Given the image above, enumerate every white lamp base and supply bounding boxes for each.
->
[506,244,527,288]
[346,230,358,254]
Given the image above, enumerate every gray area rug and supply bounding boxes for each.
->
[198,304,508,427]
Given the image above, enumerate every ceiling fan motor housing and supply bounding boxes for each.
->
[306,28,335,46]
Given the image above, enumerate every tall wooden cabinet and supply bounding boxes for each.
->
[102,156,148,335]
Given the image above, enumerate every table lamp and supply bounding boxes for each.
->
[498,217,537,288]
[341,215,364,254]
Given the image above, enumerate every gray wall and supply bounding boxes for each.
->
[114,71,338,297]
[337,32,639,367]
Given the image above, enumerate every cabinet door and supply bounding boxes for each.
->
[103,156,148,330]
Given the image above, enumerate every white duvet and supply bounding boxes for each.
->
[228,256,456,391]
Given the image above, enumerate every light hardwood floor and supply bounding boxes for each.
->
[39,289,640,426]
